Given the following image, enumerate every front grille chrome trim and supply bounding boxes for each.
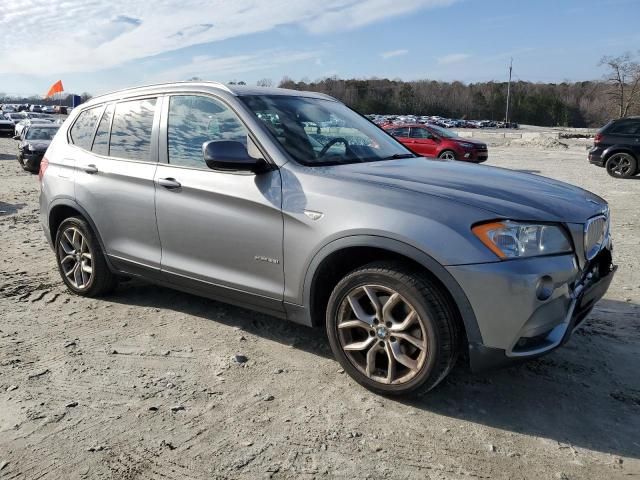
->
[584,214,608,261]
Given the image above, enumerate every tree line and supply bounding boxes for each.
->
[278,77,636,128]
[277,53,640,128]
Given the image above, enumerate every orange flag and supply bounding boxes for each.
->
[45,80,64,98]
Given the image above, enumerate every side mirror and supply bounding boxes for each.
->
[12,135,19,140]
[202,140,270,173]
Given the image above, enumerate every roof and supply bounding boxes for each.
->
[87,81,337,105]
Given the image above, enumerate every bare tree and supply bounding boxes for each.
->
[256,78,273,87]
[599,52,640,118]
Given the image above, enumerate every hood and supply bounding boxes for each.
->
[319,158,606,223]
[22,140,51,151]
[451,137,485,147]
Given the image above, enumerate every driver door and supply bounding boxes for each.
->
[154,94,285,314]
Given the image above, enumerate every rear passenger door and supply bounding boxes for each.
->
[154,94,284,313]
[73,97,162,269]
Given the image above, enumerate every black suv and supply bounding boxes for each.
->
[589,117,640,178]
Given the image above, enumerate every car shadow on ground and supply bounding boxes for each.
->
[109,282,640,459]
[0,152,15,161]
[109,279,334,358]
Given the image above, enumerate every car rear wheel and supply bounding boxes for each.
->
[326,261,460,395]
[438,150,456,160]
[605,153,637,178]
[55,217,117,297]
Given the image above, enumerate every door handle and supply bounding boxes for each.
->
[157,177,181,189]
[81,164,98,174]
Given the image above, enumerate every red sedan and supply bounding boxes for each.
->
[384,123,488,163]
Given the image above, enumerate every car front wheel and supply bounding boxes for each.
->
[438,150,457,160]
[326,261,460,395]
[605,153,637,178]
[55,217,117,297]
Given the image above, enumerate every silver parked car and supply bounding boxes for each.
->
[39,82,615,395]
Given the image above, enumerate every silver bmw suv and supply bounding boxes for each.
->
[39,82,615,395]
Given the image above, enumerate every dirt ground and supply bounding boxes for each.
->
[0,136,639,480]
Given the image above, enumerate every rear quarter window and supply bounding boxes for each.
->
[69,107,102,150]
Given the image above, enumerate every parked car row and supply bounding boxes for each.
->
[1,111,62,137]
[1,103,70,114]
[367,114,518,130]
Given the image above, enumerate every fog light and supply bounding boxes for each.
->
[536,275,554,301]
[464,153,471,158]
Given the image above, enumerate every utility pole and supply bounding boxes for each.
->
[505,57,513,125]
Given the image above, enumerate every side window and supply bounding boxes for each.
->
[608,121,640,136]
[109,98,157,161]
[69,107,102,150]
[91,104,114,156]
[410,128,433,139]
[167,95,248,168]
[390,127,410,138]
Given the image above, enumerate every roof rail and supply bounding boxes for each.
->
[90,81,234,101]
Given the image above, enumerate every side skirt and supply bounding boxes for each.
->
[108,255,289,321]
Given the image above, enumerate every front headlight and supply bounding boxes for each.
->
[472,221,572,259]
[458,142,474,148]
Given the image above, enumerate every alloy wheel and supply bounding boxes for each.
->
[336,285,429,385]
[57,227,93,290]
[440,151,456,160]
[607,154,633,177]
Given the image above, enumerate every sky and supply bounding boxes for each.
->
[1,0,639,97]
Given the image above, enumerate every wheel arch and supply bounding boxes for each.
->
[602,145,638,163]
[298,235,483,345]
[48,199,115,271]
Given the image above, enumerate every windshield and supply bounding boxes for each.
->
[428,125,459,139]
[239,95,415,166]
[26,127,57,140]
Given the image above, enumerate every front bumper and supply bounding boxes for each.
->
[462,149,488,163]
[22,151,45,171]
[448,245,615,371]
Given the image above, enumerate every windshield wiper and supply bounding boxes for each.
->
[380,153,416,160]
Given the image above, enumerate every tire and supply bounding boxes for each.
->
[438,150,457,160]
[17,152,25,170]
[326,261,460,396]
[54,216,117,297]
[605,153,637,179]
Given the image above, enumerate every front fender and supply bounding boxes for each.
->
[287,234,483,344]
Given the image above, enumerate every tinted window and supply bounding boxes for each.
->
[92,104,114,156]
[390,127,410,138]
[70,107,101,150]
[410,127,433,139]
[167,95,247,168]
[607,121,640,136]
[109,98,157,161]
